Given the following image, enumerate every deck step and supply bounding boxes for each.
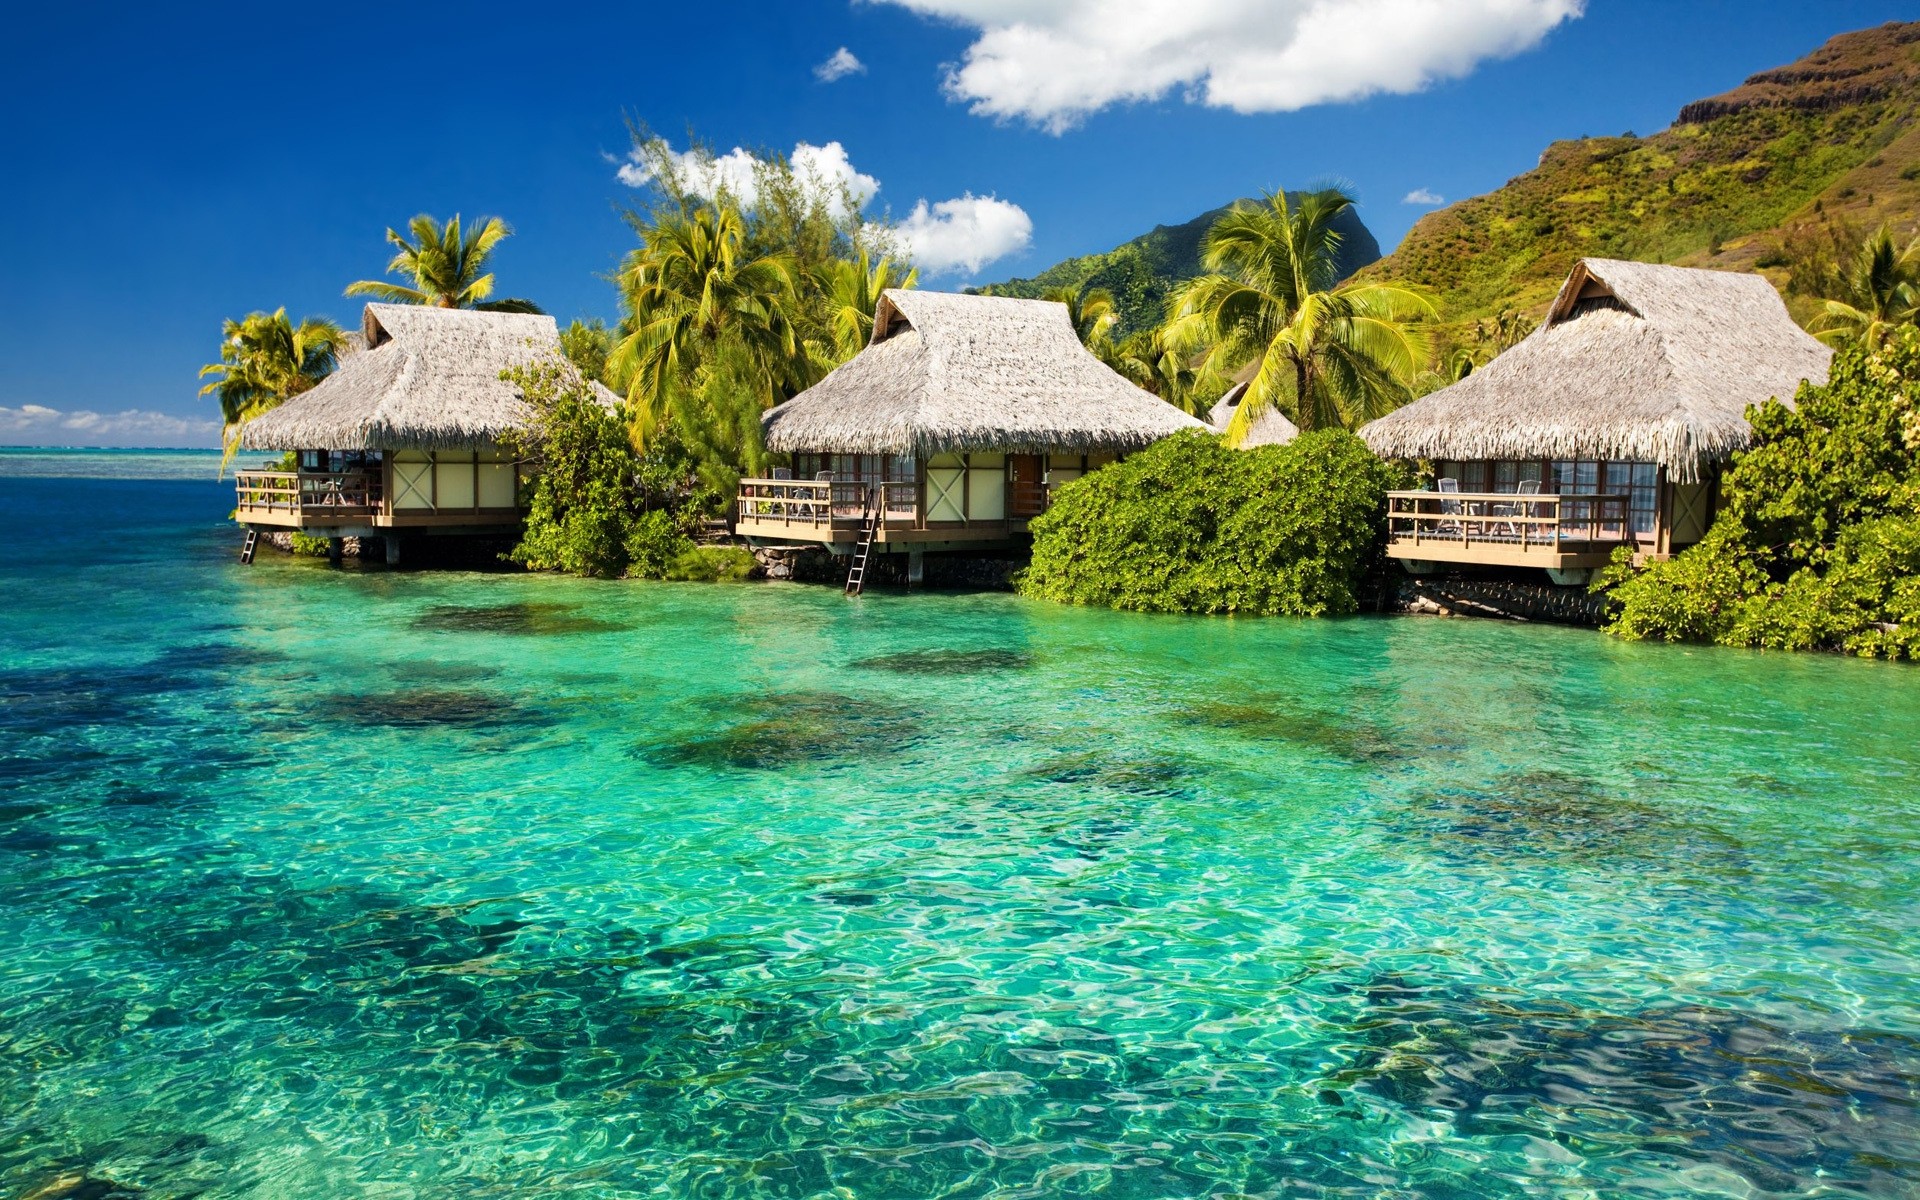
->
[239,529,259,565]
[844,486,882,597]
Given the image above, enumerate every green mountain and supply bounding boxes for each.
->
[974,197,1382,335]
[1362,20,1920,338]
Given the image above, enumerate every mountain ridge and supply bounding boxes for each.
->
[973,196,1381,335]
[1363,20,1920,340]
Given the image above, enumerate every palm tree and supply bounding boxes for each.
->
[818,249,917,361]
[609,203,806,439]
[198,308,345,469]
[1106,327,1203,415]
[1166,188,1434,439]
[346,213,542,312]
[1042,283,1118,351]
[1811,225,1920,348]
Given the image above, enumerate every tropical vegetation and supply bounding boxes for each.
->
[979,197,1381,336]
[198,308,346,469]
[1810,225,1920,348]
[496,362,717,579]
[1166,189,1435,439]
[1599,330,1920,658]
[1020,430,1414,616]
[1360,22,1920,345]
[346,213,542,313]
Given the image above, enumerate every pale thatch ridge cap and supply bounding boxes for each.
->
[764,289,1206,457]
[239,304,602,451]
[1208,381,1300,448]
[1360,260,1831,482]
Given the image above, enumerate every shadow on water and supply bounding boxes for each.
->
[1395,769,1745,867]
[849,649,1033,675]
[1319,973,1920,1195]
[311,689,545,730]
[1170,696,1402,764]
[411,602,628,636]
[1023,751,1198,801]
[635,691,924,771]
[0,644,294,736]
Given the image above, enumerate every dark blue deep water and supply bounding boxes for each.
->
[2,449,1918,1198]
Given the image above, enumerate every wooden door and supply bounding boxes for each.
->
[1009,454,1045,517]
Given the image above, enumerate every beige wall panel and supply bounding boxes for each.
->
[927,467,964,522]
[393,460,434,511]
[436,455,476,510]
[1669,481,1713,545]
[967,468,1005,520]
[478,462,517,508]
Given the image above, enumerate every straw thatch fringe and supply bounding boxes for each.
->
[1360,259,1832,482]
[239,304,615,451]
[762,289,1206,457]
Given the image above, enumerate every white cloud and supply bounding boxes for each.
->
[816,46,867,82]
[1403,187,1446,206]
[614,139,1032,276]
[617,140,880,222]
[0,403,220,448]
[873,0,1585,132]
[897,194,1033,276]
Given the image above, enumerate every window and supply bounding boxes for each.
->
[1612,462,1658,538]
[1492,460,1542,492]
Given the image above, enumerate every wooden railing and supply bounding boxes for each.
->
[737,479,917,528]
[234,471,384,518]
[1387,490,1633,550]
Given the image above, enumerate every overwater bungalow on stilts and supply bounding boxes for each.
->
[231,304,612,563]
[736,289,1206,587]
[1360,259,1833,584]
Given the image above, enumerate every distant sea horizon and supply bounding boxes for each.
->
[0,445,228,481]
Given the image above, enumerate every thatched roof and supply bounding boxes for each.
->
[240,304,614,451]
[1359,259,1832,482]
[1208,381,1300,448]
[762,289,1206,456]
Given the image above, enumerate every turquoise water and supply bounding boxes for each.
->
[3,456,1919,1198]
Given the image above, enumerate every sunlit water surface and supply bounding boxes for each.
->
[2,453,1918,1199]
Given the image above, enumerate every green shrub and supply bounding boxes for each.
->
[288,531,331,558]
[500,362,716,579]
[1019,430,1413,616]
[664,546,759,582]
[1599,329,1920,657]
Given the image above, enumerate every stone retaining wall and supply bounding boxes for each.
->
[1395,573,1608,626]
[752,547,1021,590]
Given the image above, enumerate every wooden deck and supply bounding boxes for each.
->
[1385,490,1633,569]
[234,470,520,532]
[734,479,1035,547]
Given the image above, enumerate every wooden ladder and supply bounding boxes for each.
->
[239,529,259,565]
[844,486,881,596]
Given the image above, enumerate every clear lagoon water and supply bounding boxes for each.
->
[3,450,1918,1198]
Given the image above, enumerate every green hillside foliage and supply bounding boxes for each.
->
[977,198,1380,335]
[1366,22,1920,348]
[1019,431,1414,615]
[1599,329,1920,658]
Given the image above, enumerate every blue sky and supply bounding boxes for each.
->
[0,0,1911,447]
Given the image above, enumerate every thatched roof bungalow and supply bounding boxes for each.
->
[741,289,1205,564]
[233,304,607,555]
[1207,381,1300,448]
[1361,259,1832,579]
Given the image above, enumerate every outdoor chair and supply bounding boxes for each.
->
[1435,477,1464,536]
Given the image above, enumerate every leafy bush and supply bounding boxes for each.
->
[1599,330,1920,657]
[499,363,720,579]
[1019,430,1413,616]
[288,531,331,558]
[664,546,759,582]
